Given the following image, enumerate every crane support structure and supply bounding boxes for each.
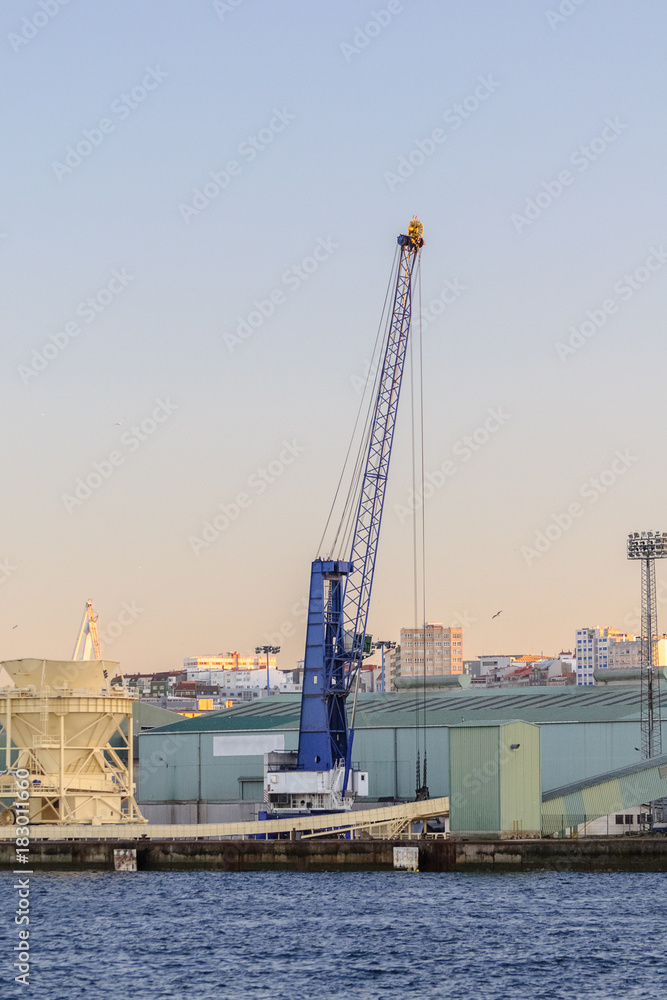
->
[72,600,102,661]
[267,220,424,814]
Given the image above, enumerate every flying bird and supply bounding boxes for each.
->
[491,611,503,620]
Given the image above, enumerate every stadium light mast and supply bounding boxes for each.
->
[373,640,396,693]
[627,531,666,758]
[255,645,280,697]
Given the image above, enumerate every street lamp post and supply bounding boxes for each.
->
[373,640,396,693]
[255,645,281,697]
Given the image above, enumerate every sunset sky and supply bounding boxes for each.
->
[2,0,666,674]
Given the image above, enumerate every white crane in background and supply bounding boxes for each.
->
[72,600,102,660]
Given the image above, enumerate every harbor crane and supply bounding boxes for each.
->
[72,600,102,660]
[264,219,424,814]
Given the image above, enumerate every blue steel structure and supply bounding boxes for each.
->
[296,219,424,790]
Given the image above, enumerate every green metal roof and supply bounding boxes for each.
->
[542,752,667,801]
[394,675,471,690]
[132,701,184,729]
[448,719,537,729]
[112,701,184,744]
[144,685,659,736]
[541,753,667,832]
[144,696,302,734]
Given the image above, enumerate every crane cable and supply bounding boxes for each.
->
[410,272,420,788]
[418,260,429,799]
[335,247,400,559]
[411,256,429,800]
[318,246,400,558]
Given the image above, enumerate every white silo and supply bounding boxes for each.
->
[0,658,145,825]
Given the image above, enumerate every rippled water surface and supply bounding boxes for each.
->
[2,868,666,999]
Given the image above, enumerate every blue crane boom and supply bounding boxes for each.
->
[296,219,424,790]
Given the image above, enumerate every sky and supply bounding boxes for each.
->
[2,0,666,675]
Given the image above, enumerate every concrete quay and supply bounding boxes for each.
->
[2,837,667,871]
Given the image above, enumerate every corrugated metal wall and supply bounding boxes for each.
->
[448,722,541,834]
[449,726,500,832]
[539,722,642,789]
[137,719,657,808]
[138,726,451,803]
[499,722,541,834]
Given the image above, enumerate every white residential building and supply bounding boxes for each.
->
[184,666,287,691]
[184,652,277,671]
[575,628,635,685]
[478,655,513,676]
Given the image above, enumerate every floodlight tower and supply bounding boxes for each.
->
[373,640,396,693]
[255,645,280,696]
[627,531,667,758]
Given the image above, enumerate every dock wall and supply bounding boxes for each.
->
[3,837,667,871]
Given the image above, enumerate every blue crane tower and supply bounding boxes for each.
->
[264,219,424,815]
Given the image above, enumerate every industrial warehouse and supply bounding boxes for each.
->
[135,684,667,837]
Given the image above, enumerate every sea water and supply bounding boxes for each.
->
[1,868,665,999]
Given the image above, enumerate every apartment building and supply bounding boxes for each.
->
[575,627,634,685]
[608,636,667,670]
[183,652,277,671]
[397,622,464,677]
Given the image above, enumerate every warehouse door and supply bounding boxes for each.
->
[239,778,264,801]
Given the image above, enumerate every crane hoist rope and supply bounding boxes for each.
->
[411,256,430,801]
